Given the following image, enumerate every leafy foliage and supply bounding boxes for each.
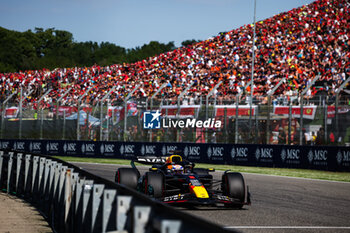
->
[181,39,200,47]
[0,26,195,72]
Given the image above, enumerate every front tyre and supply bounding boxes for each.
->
[222,172,246,209]
[144,172,164,198]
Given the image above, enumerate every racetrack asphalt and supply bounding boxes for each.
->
[72,162,350,233]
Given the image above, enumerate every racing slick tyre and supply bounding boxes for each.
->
[222,172,245,209]
[144,172,164,198]
[115,168,139,189]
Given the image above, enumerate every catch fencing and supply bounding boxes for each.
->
[0,149,235,233]
[1,93,350,146]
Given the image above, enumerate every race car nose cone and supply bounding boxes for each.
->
[191,186,209,199]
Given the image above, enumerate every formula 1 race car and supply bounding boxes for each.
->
[115,154,251,208]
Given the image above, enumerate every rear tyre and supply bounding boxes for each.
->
[115,168,139,189]
[144,172,164,198]
[222,172,245,209]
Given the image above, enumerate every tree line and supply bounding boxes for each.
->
[0,26,200,73]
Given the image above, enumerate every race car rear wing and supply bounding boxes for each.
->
[134,156,167,165]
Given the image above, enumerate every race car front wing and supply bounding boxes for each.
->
[161,191,251,206]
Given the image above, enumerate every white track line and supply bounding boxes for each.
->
[225,226,350,229]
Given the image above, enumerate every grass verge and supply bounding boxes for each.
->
[54,156,350,183]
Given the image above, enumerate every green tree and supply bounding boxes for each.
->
[0,26,182,72]
[181,39,200,47]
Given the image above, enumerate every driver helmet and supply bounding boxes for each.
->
[167,164,184,174]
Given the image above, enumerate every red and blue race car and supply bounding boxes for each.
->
[115,154,251,208]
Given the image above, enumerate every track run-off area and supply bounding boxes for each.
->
[73,162,350,233]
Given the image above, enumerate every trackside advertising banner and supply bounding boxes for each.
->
[273,105,317,120]
[215,105,257,117]
[0,139,349,171]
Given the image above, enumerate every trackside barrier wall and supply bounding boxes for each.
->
[0,150,235,233]
[0,139,349,171]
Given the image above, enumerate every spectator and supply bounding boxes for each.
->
[329,131,335,144]
[0,0,348,112]
[278,127,286,144]
[311,131,317,145]
[316,127,325,145]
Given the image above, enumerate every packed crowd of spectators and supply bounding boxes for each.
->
[0,0,349,109]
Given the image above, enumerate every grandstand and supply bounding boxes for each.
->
[0,0,349,145]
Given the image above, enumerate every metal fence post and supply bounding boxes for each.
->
[16,153,23,194]
[74,178,85,233]
[59,166,68,204]
[106,101,110,141]
[53,163,62,204]
[36,157,45,211]
[91,184,105,232]
[224,107,227,143]
[165,106,169,142]
[77,101,81,140]
[39,157,46,193]
[117,195,133,231]
[124,101,128,142]
[161,220,181,233]
[54,165,68,232]
[81,180,94,233]
[255,107,259,144]
[56,166,68,229]
[249,96,253,143]
[7,152,13,193]
[335,93,339,143]
[42,159,52,215]
[68,172,79,231]
[235,96,239,144]
[19,87,23,139]
[32,156,40,195]
[44,159,52,198]
[102,189,117,233]
[266,96,271,144]
[63,110,66,140]
[63,168,75,232]
[40,109,44,139]
[300,95,304,145]
[48,161,57,198]
[133,206,152,233]
[24,154,31,194]
[324,103,328,144]
[100,101,104,141]
[289,101,292,145]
